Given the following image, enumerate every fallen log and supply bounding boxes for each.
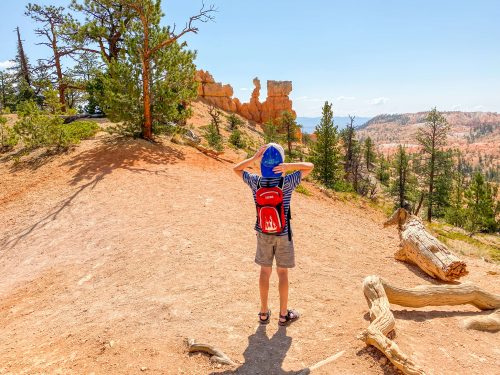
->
[61,113,105,124]
[384,208,468,281]
[186,337,235,366]
[359,275,500,374]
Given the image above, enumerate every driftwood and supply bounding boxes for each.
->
[186,338,235,366]
[359,275,500,375]
[384,208,468,281]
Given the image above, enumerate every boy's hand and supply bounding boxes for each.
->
[252,145,267,161]
[272,163,289,174]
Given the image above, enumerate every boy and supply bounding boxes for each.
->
[233,143,314,326]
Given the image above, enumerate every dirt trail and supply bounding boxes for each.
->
[0,137,499,375]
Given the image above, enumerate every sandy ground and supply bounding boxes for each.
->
[0,136,499,375]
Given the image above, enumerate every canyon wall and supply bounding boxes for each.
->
[195,70,296,124]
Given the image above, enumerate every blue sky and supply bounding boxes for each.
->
[1,0,499,117]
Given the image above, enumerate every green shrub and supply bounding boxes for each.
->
[13,102,99,150]
[229,128,245,148]
[227,113,244,130]
[0,116,18,151]
[296,184,312,196]
[204,123,223,151]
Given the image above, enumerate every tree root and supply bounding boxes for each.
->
[359,275,500,375]
[186,338,236,366]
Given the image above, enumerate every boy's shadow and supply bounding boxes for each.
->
[211,325,309,375]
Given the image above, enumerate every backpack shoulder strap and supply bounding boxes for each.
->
[257,176,262,189]
[278,176,284,190]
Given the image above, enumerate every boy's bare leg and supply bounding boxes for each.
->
[277,267,289,318]
[259,266,272,314]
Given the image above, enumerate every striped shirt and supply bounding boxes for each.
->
[243,170,302,236]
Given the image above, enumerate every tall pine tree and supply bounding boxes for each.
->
[309,101,342,188]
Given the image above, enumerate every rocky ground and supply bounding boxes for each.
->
[0,134,499,374]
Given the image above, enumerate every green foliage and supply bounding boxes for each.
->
[204,123,223,151]
[416,107,451,221]
[363,137,376,171]
[376,153,390,186]
[464,172,499,234]
[295,184,312,196]
[42,85,63,114]
[227,113,243,130]
[309,101,343,189]
[102,38,197,137]
[13,101,99,150]
[280,110,300,156]
[262,121,282,143]
[444,152,468,227]
[432,150,454,217]
[0,115,18,150]
[229,128,245,149]
[389,145,418,210]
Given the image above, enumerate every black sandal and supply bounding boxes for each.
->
[278,309,300,326]
[258,309,271,324]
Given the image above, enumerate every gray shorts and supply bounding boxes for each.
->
[255,232,295,268]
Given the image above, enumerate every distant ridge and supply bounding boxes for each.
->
[297,116,372,133]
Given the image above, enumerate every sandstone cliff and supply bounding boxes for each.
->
[195,70,296,124]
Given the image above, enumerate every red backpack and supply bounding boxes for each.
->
[255,177,286,234]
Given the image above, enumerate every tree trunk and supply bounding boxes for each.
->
[141,56,152,140]
[359,275,500,375]
[384,208,468,281]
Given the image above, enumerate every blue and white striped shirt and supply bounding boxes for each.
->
[243,170,302,236]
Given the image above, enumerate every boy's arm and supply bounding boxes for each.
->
[232,145,266,179]
[273,162,314,178]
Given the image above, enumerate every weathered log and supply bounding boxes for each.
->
[358,275,426,375]
[186,337,235,366]
[359,275,500,374]
[384,208,468,281]
[61,113,105,124]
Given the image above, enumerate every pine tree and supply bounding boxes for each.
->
[432,150,454,217]
[280,110,300,158]
[341,115,357,178]
[364,136,376,171]
[26,4,82,112]
[262,120,282,144]
[376,153,390,186]
[444,150,468,227]
[464,172,499,235]
[416,108,450,221]
[309,101,342,188]
[389,145,418,210]
[103,0,214,139]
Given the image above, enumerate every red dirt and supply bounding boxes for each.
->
[0,135,499,374]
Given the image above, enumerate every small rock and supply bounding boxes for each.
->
[379,357,388,366]
[216,364,222,368]
[108,340,115,348]
[140,366,148,371]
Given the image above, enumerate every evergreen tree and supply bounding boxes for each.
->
[262,120,282,144]
[364,136,376,171]
[341,115,357,178]
[389,145,418,210]
[103,0,214,139]
[309,101,342,188]
[432,150,454,217]
[464,172,499,235]
[444,151,468,227]
[416,108,450,221]
[376,153,390,186]
[280,110,300,158]
[26,4,82,112]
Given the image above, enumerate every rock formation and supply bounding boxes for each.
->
[195,70,296,124]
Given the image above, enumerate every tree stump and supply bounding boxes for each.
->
[359,275,500,375]
[384,208,468,281]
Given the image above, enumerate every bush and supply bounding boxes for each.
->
[229,128,245,148]
[227,113,243,130]
[0,115,18,151]
[13,102,99,150]
[204,123,223,151]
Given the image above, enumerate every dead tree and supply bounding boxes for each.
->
[384,208,467,281]
[208,105,222,135]
[359,275,500,375]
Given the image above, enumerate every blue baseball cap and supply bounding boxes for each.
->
[261,143,285,177]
